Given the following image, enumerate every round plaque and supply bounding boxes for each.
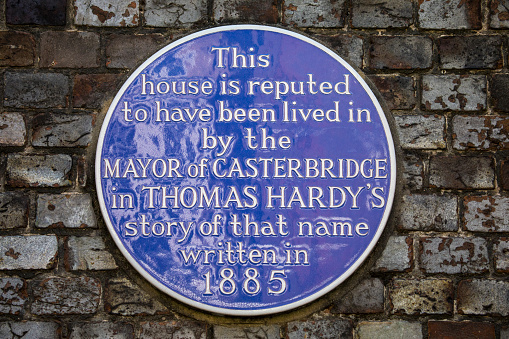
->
[96,25,396,316]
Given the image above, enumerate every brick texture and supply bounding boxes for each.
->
[390,279,453,315]
[0,32,35,66]
[370,36,432,69]
[288,317,353,339]
[332,278,384,314]
[428,321,495,339]
[283,0,346,28]
[40,31,100,68]
[457,279,509,316]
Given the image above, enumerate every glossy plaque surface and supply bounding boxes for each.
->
[96,25,396,316]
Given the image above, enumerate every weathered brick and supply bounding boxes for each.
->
[0,235,57,270]
[332,278,384,314]
[0,321,59,339]
[4,72,69,108]
[0,278,27,315]
[429,155,494,189]
[314,34,363,68]
[73,73,124,108]
[32,277,101,315]
[372,236,413,272]
[351,0,412,28]
[144,0,207,27]
[418,0,481,29]
[6,154,72,188]
[74,0,139,27]
[429,321,495,339]
[390,278,453,315]
[106,278,167,315]
[422,75,486,111]
[399,194,458,231]
[214,325,278,339]
[70,322,134,339]
[32,113,94,147]
[369,75,415,110]
[6,0,66,25]
[420,237,489,274]
[395,115,445,150]
[66,236,117,270]
[0,192,28,229]
[502,160,509,190]
[402,153,423,191]
[490,0,509,28]
[40,31,100,68]
[493,238,509,272]
[0,31,35,66]
[0,113,25,147]
[491,74,509,112]
[357,321,422,339]
[502,326,509,339]
[36,193,96,229]
[106,34,165,69]
[453,115,509,150]
[464,195,509,232]
[370,36,432,69]
[438,36,503,69]
[141,321,207,339]
[288,317,352,339]
[458,279,509,316]
[283,0,346,28]
[214,0,277,23]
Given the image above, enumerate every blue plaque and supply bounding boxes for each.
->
[96,25,396,316]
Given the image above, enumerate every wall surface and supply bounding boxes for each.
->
[0,0,508,338]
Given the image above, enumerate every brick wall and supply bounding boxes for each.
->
[0,0,508,338]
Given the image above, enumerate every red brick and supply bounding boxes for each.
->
[214,0,277,23]
[0,32,35,66]
[428,321,495,339]
[106,34,165,69]
[73,74,124,109]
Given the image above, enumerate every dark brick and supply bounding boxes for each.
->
[369,75,415,110]
[369,36,432,69]
[418,0,481,29]
[429,155,494,189]
[141,321,208,339]
[0,278,27,315]
[428,321,495,339]
[352,0,412,28]
[490,0,509,28]
[32,277,101,315]
[438,36,503,69]
[313,34,364,68]
[420,237,489,274]
[288,317,353,339]
[214,0,277,23]
[283,0,346,28]
[106,34,165,69]
[390,278,453,315]
[70,322,134,339]
[0,322,59,338]
[457,279,509,316]
[6,0,66,25]
[422,75,486,111]
[4,72,69,109]
[402,153,423,191]
[399,194,458,231]
[106,278,167,315]
[73,73,124,108]
[463,195,509,232]
[502,160,509,190]
[32,113,94,147]
[0,192,29,229]
[491,74,509,112]
[332,278,384,314]
[0,31,35,66]
[40,31,100,68]
[0,113,26,147]
[493,238,509,272]
[6,154,72,188]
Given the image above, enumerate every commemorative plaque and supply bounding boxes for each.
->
[96,25,396,316]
